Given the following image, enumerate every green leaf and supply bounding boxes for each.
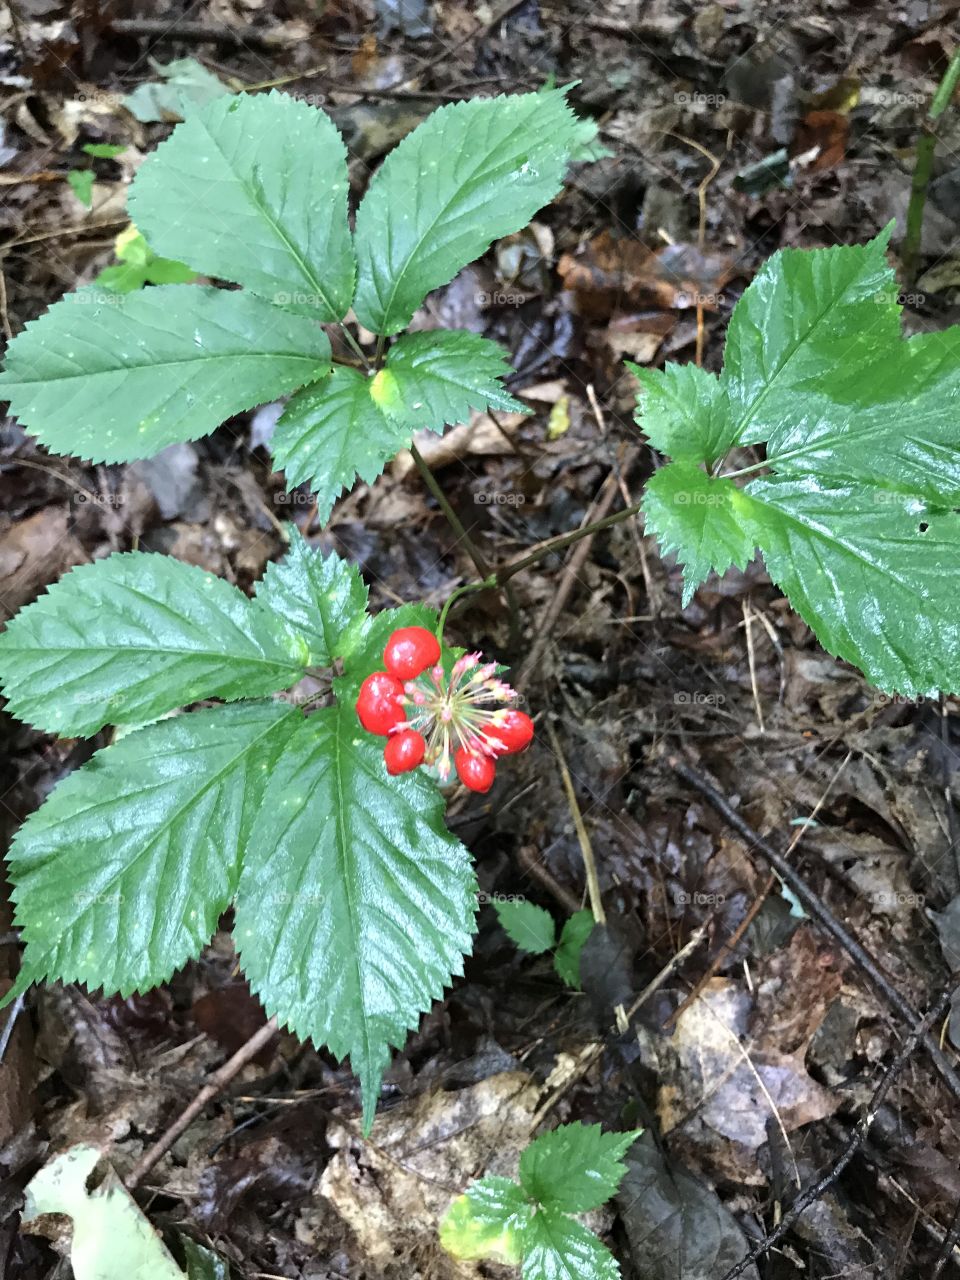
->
[641,464,756,606]
[67,170,94,207]
[271,366,408,524]
[521,1210,619,1280]
[440,1179,530,1263]
[123,57,230,123]
[353,89,581,334]
[635,229,960,692]
[494,899,556,955]
[740,478,960,696]
[254,528,369,667]
[82,143,126,158]
[370,330,526,430]
[0,285,331,463]
[8,703,299,997]
[181,1238,229,1280]
[519,1123,639,1213]
[628,361,733,467]
[0,552,308,736]
[235,702,477,1129]
[553,910,594,988]
[94,229,197,293]
[129,92,355,322]
[721,227,898,436]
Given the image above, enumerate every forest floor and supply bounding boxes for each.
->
[3,0,960,1277]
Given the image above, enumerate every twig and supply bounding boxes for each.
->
[720,980,960,1280]
[903,46,960,284]
[546,721,605,926]
[109,18,290,51]
[125,1016,279,1189]
[497,498,643,588]
[665,751,852,1030]
[934,1193,960,1276]
[529,924,709,1129]
[671,756,960,1104]
[518,471,623,681]
[0,993,25,1063]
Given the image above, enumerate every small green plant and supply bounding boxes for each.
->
[440,1122,638,1279]
[638,225,960,698]
[494,899,595,988]
[94,224,196,293]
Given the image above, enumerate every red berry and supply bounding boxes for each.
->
[384,626,441,680]
[490,709,534,756]
[384,729,426,775]
[455,747,496,793]
[357,671,405,736]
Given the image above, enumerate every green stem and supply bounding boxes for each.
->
[903,46,960,285]
[436,577,496,644]
[339,324,371,370]
[493,499,644,587]
[409,443,493,579]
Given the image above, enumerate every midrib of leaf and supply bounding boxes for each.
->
[24,711,292,938]
[373,113,539,328]
[5,349,323,386]
[529,1211,581,1280]
[198,113,342,320]
[333,716,375,1074]
[725,280,887,455]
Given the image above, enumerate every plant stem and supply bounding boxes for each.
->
[903,46,960,285]
[436,577,496,643]
[338,324,372,370]
[494,499,644,586]
[409,443,493,579]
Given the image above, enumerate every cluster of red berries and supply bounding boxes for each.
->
[356,625,534,793]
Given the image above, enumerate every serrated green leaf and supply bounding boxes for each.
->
[271,366,408,524]
[519,1123,639,1213]
[642,464,756,604]
[353,90,581,335]
[67,170,94,207]
[722,227,897,437]
[440,1180,531,1262]
[129,92,355,322]
[521,1209,619,1280]
[236,702,477,1129]
[8,702,299,997]
[371,331,526,430]
[0,285,331,463]
[0,552,308,736]
[634,228,960,692]
[494,899,556,955]
[628,361,733,466]
[740,478,960,696]
[554,910,594,988]
[254,528,368,667]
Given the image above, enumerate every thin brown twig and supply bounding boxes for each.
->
[720,980,960,1280]
[665,752,851,1031]
[671,756,960,1105]
[518,470,622,681]
[125,1016,279,1189]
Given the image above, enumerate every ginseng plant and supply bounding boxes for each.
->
[1,88,959,1243]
